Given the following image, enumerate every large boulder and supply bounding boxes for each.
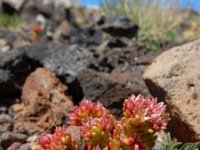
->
[13,68,74,133]
[143,39,200,142]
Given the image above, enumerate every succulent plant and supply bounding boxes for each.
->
[109,95,170,150]
[34,126,78,150]
[68,101,107,126]
[123,95,170,132]
[81,113,116,149]
[35,95,172,150]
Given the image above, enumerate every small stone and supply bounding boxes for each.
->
[0,132,27,149]
[0,39,7,47]
[0,114,13,132]
[0,106,7,113]
[0,45,10,53]
[0,38,10,53]
[12,104,24,113]
[7,142,31,150]
[26,134,39,143]
[53,20,74,41]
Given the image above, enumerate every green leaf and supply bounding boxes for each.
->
[179,142,200,150]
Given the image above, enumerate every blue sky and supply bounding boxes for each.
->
[80,0,200,11]
[80,0,102,6]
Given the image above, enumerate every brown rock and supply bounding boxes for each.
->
[143,39,200,142]
[67,6,101,28]
[53,20,75,41]
[13,68,74,133]
[0,39,7,47]
[78,68,150,117]
[12,103,24,112]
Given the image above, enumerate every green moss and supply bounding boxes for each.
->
[0,13,23,30]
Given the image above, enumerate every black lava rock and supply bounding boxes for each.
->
[97,16,139,38]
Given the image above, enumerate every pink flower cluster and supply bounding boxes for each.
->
[34,127,78,150]
[123,95,169,131]
[35,95,170,150]
[68,101,106,126]
[68,100,116,149]
[81,113,116,149]
[110,95,170,150]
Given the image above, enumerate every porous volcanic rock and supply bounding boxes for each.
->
[13,68,74,133]
[92,46,159,73]
[143,39,200,142]
[78,68,150,117]
[0,29,29,50]
[0,42,93,98]
[0,43,42,97]
[97,16,139,38]
[0,69,15,97]
[41,44,93,80]
[70,27,102,47]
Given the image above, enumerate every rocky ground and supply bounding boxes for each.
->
[0,0,199,149]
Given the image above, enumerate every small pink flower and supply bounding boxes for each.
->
[68,101,107,126]
[109,95,170,150]
[123,95,170,131]
[38,134,54,149]
[35,126,78,150]
[81,113,116,149]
